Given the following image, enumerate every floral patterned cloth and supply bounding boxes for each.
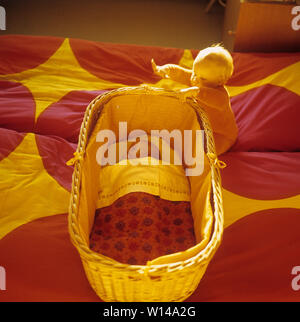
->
[90,192,196,265]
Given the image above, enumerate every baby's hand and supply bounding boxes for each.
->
[151,59,168,78]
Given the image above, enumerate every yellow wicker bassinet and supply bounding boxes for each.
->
[68,86,224,302]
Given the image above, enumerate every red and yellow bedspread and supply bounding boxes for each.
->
[0,35,299,301]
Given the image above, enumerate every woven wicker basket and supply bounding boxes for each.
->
[68,86,224,302]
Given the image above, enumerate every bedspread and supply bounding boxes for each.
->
[0,35,299,302]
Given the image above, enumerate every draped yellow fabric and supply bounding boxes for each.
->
[96,156,191,209]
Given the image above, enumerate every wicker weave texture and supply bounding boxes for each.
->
[68,86,224,302]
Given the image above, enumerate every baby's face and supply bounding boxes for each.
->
[191,48,233,88]
[191,59,227,88]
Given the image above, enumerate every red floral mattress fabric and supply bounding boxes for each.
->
[90,192,195,265]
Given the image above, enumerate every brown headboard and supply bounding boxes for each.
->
[223,0,300,52]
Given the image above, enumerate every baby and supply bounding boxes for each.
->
[152,45,238,155]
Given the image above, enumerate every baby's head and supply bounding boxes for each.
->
[191,45,233,88]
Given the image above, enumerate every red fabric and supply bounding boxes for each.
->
[35,134,76,192]
[0,214,100,302]
[0,127,26,162]
[228,52,300,86]
[220,152,300,200]
[230,84,300,152]
[90,192,196,265]
[0,35,64,75]
[0,80,35,133]
[188,208,300,302]
[35,90,108,144]
[69,38,184,85]
[1,208,300,302]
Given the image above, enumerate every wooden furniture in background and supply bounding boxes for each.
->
[205,0,226,13]
[223,0,300,52]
